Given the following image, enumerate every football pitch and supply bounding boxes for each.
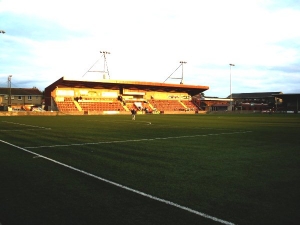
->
[1,114,299,225]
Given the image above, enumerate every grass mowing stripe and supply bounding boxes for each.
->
[1,138,236,225]
[24,130,252,149]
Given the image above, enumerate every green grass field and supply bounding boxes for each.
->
[1,114,300,225]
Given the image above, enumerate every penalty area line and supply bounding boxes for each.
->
[0,139,236,225]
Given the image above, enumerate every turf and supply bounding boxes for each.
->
[0,114,300,225]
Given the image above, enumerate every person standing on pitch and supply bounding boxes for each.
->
[131,108,136,120]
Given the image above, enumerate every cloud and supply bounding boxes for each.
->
[1,0,300,97]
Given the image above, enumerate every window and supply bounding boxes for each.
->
[18,96,22,100]
[4,95,14,100]
[28,96,32,101]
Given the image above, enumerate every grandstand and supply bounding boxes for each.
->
[44,77,209,114]
[196,92,288,112]
[272,93,300,112]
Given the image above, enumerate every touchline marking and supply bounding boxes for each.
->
[0,139,236,225]
[25,131,252,149]
[0,128,51,132]
[2,121,51,130]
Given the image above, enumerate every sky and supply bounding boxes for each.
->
[0,0,300,97]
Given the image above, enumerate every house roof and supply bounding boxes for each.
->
[0,88,43,96]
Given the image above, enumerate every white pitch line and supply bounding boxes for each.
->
[1,121,51,130]
[0,128,51,132]
[25,131,252,149]
[0,139,236,225]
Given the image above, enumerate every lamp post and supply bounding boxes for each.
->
[229,64,235,111]
[8,75,12,107]
[179,61,187,84]
[100,51,110,79]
